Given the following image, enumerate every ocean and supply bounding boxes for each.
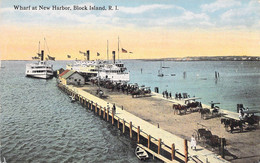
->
[0,60,259,162]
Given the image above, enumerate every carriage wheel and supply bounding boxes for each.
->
[224,126,229,132]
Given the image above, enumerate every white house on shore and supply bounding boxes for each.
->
[59,70,85,85]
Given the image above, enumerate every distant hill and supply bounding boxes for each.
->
[141,56,260,61]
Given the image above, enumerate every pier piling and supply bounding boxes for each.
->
[221,138,225,158]
[117,118,120,129]
[171,143,175,160]
[184,139,188,163]
[99,106,102,116]
[103,108,106,119]
[112,112,114,125]
[137,126,140,143]
[123,120,125,133]
[158,138,161,154]
[107,109,109,121]
[130,121,133,138]
[148,135,150,149]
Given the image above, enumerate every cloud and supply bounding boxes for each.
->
[220,1,260,28]
[119,4,182,14]
[201,0,241,13]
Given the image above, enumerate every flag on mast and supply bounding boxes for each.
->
[122,48,127,53]
[47,55,55,61]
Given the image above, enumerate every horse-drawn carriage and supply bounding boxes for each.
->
[130,85,151,98]
[221,108,260,133]
[200,102,221,119]
[194,128,223,147]
[184,97,202,112]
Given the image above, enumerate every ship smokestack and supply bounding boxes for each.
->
[87,50,90,61]
[112,51,115,64]
[41,50,44,61]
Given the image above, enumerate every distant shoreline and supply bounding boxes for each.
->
[2,56,260,61]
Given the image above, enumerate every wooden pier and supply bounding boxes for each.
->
[58,83,229,163]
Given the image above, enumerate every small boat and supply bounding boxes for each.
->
[135,146,149,160]
[69,96,76,103]
[157,61,164,77]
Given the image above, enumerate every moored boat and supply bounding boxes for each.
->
[25,39,54,79]
[25,50,54,79]
[135,146,149,160]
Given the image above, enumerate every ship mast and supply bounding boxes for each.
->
[107,40,109,62]
[38,41,40,54]
[118,36,119,61]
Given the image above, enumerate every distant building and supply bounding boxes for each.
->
[59,70,85,85]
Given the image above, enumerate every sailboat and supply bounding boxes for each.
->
[158,61,164,77]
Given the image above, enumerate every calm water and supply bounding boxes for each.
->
[0,60,259,162]
[0,61,149,163]
[124,60,260,111]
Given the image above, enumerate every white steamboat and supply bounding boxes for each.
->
[25,50,53,79]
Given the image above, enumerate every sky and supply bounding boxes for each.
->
[0,0,260,60]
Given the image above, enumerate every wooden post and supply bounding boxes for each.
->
[112,112,114,125]
[123,120,125,134]
[184,139,188,163]
[137,126,140,143]
[99,106,102,116]
[221,138,225,158]
[148,135,150,149]
[117,118,120,129]
[107,109,109,121]
[88,100,90,109]
[171,143,175,160]
[129,121,132,139]
[95,103,97,114]
[158,138,161,154]
[103,108,106,119]
[91,102,93,111]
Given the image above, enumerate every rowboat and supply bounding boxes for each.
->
[135,146,149,160]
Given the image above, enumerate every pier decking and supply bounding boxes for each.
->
[59,83,229,163]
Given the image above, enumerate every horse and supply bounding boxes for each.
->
[173,104,187,115]
[221,119,243,133]
[199,108,210,119]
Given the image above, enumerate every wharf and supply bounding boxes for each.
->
[59,83,229,163]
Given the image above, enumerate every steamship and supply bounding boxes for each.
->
[66,49,129,83]
[25,50,54,79]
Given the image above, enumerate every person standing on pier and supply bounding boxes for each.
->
[112,103,116,115]
[191,135,196,150]
[107,103,110,112]
[162,91,165,98]
[169,92,172,99]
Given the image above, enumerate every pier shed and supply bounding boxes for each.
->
[59,70,85,85]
